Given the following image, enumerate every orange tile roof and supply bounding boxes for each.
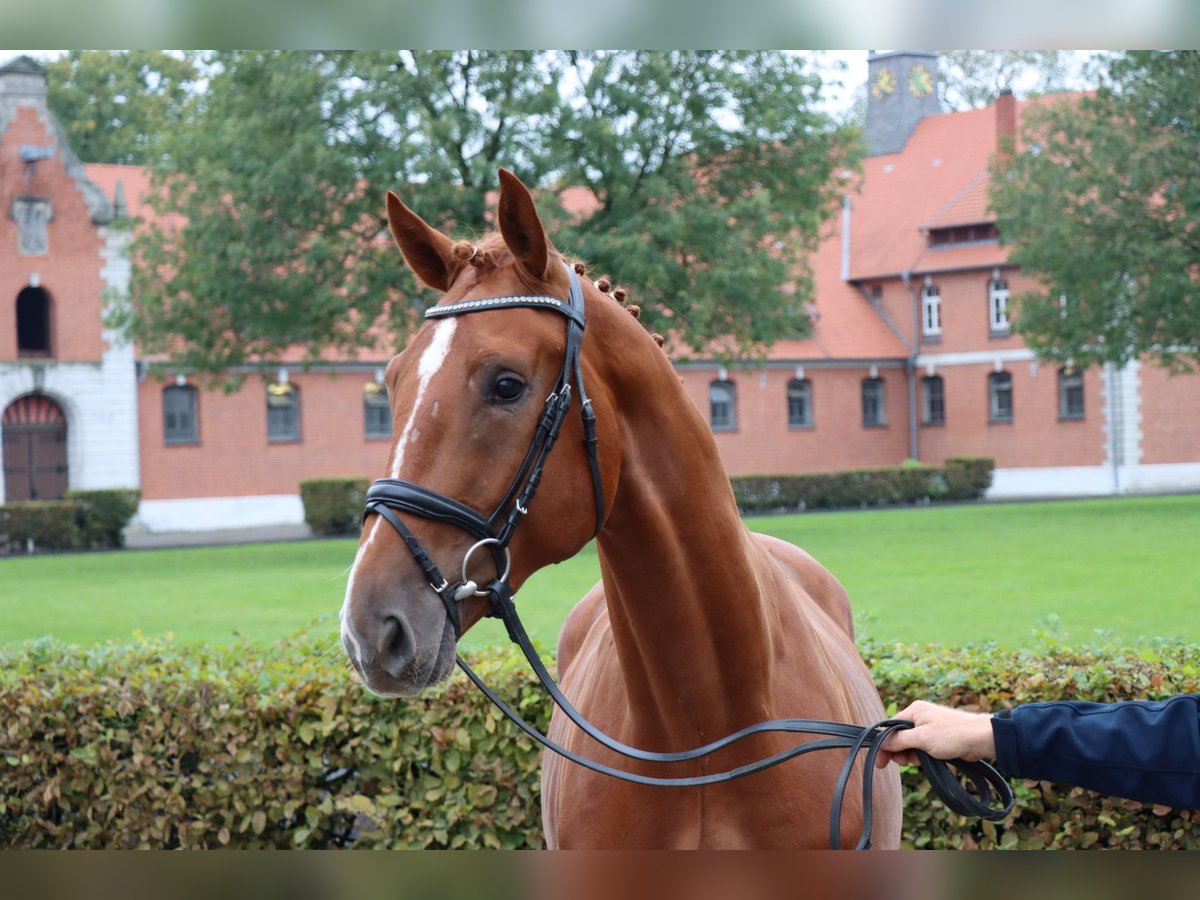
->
[922,168,992,229]
[84,162,154,219]
[908,241,1011,276]
[761,213,910,362]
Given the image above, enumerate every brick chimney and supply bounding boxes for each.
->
[995,88,1016,163]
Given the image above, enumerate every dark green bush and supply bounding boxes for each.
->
[69,489,142,548]
[0,500,82,553]
[299,478,370,536]
[731,464,946,514]
[731,459,992,514]
[2,630,1197,849]
[943,456,995,501]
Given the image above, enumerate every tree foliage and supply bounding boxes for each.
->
[938,51,1073,110]
[127,51,408,375]
[44,51,201,165]
[990,50,1200,372]
[126,51,859,375]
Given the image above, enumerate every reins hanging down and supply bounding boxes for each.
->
[363,262,1015,849]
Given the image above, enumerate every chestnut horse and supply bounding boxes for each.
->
[340,169,902,848]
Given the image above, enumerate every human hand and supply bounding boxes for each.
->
[875,700,997,769]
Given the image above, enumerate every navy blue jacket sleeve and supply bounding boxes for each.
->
[991,694,1200,808]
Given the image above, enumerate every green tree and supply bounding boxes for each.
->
[45,51,201,165]
[125,51,859,375]
[938,51,1073,110]
[989,50,1200,372]
[127,51,401,376]
[548,51,855,357]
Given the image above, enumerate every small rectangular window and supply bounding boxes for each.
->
[922,285,942,337]
[787,379,812,427]
[1059,368,1085,420]
[364,382,392,439]
[989,371,1013,422]
[862,377,886,427]
[709,381,736,431]
[921,375,945,425]
[267,382,301,442]
[163,385,199,444]
[989,279,1010,334]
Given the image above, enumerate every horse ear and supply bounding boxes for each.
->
[497,168,551,282]
[385,191,459,292]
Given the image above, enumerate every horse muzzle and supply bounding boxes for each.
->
[340,596,457,697]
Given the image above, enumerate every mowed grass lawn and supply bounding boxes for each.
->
[1,494,1197,652]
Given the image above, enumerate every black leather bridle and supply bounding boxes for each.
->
[364,263,603,638]
[361,261,1014,849]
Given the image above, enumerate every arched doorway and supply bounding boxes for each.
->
[2,394,68,501]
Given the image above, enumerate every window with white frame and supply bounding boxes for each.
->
[861,377,886,427]
[1059,367,1085,420]
[786,378,812,427]
[921,375,945,425]
[989,278,1010,333]
[988,371,1013,422]
[709,380,736,431]
[921,284,942,337]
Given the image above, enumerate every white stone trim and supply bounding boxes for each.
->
[1101,360,1142,474]
[988,461,1200,499]
[134,494,306,533]
[915,348,1036,368]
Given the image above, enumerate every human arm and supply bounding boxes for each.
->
[877,695,1200,810]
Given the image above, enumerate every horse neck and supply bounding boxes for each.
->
[588,307,791,743]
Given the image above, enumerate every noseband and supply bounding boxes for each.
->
[360,261,1014,849]
[363,262,603,637]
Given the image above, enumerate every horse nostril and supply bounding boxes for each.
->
[380,614,416,675]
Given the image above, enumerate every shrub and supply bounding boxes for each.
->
[943,456,995,501]
[863,633,1200,849]
[2,631,1198,849]
[0,500,82,553]
[731,464,945,515]
[299,478,370,536]
[0,635,548,849]
[69,489,142,548]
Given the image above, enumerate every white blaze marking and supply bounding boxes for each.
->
[391,318,458,478]
[342,318,459,631]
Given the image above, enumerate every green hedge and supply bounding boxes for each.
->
[944,456,996,501]
[1,630,1197,849]
[300,461,992,528]
[0,489,141,554]
[299,478,370,536]
[0,500,83,553]
[731,457,993,514]
[69,489,142,549]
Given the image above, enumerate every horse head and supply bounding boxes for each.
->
[341,169,620,696]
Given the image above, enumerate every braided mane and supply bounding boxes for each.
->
[451,233,666,349]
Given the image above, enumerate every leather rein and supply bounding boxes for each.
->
[363,262,1015,849]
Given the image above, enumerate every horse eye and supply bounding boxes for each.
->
[490,376,525,403]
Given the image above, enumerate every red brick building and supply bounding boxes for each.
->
[681,51,1200,499]
[3,52,1198,535]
